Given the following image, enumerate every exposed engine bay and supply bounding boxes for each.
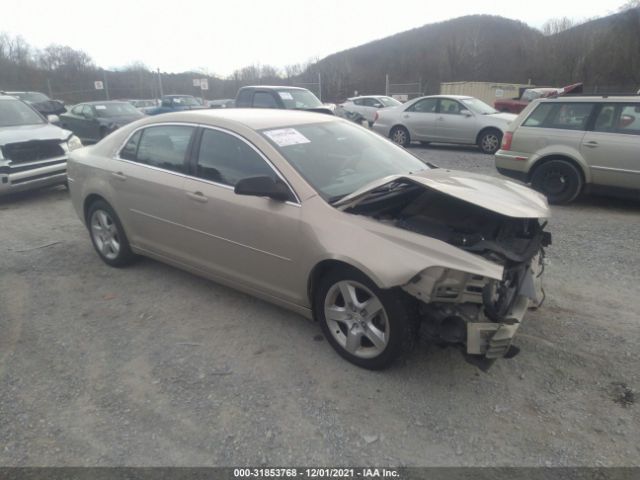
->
[345,179,552,359]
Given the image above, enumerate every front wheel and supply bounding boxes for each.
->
[390,126,411,148]
[478,129,502,154]
[314,267,416,370]
[530,160,583,204]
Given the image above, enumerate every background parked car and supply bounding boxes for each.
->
[3,91,66,116]
[495,95,640,204]
[372,95,516,153]
[0,94,81,195]
[494,82,583,114]
[145,95,207,115]
[235,86,335,114]
[60,101,144,144]
[208,98,235,109]
[339,95,402,126]
[126,99,158,111]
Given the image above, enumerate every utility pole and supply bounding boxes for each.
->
[103,70,110,100]
[157,68,164,98]
[385,74,389,96]
[46,78,53,98]
[318,72,322,102]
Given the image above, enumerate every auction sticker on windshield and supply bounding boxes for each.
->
[95,105,106,110]
[263,128,310,147]
[278,91,294,100]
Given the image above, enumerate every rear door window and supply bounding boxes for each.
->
[407,98,437,113]
[129,125,195,173]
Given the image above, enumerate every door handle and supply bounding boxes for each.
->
[583,141,598,148]
[111,171,126,181]
[437,116,444,121]
[186,191,208,203]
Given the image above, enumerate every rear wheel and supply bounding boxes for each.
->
[87,200,136,267]
[390,126,410,147]
[530,160,583,204]
[314,267,416,370]
[478,129,502,154]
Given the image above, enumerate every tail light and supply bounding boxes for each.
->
[501,132,513,151]
[374,112,379,123]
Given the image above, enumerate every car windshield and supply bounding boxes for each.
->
[277,89,323,109]
[170,96,200,106]
[461,98,498,114]
[379,96,402,107]
[0,99,45,127]
[14,92,50,103]
[94,103,143,117]
[261,121,428,202]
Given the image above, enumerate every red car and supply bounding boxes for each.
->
[494,82,583,114]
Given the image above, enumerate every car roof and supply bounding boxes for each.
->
[419,95,473,100]
[78,100,132,105]
[240,85,309,91]
[0,95,20,100]
[142,108,335,130]
[538,96,640,103]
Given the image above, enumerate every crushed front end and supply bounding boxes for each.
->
[344,178,551,360]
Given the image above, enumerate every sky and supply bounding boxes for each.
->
[4,0,626,76]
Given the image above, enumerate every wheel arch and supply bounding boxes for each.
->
[475,126,503,145]
[389,123,410,138]
[307,259,385,313]
[528,154,588,184]
[83,193,109,225]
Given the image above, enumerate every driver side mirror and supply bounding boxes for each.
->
[234,175,292,202]
[47,114,60,125]
[460,109,472,117]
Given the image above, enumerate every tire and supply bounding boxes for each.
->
[530,159,583,205]
[314,266,417,370]
[86,200,136,267]
[478,129,502,154]
[390,126,411,148]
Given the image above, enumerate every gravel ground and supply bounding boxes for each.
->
[0,145,638,467]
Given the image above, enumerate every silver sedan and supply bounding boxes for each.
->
[68,109,549,369]
[372,95,517,154]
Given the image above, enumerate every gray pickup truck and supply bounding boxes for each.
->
[235,86,335,115]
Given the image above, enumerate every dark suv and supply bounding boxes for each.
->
[235,86,334,115]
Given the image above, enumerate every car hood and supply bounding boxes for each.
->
[334,168,549,218]
[487,112,518,122]
[0,123,72,146]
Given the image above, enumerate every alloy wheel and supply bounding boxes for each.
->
[481,133,500,153]
[324,280,390,359]
[90,209,121,260]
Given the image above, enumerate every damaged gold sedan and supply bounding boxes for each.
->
[68,109,550,370]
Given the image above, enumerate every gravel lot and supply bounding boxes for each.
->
[0,144,638,467]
